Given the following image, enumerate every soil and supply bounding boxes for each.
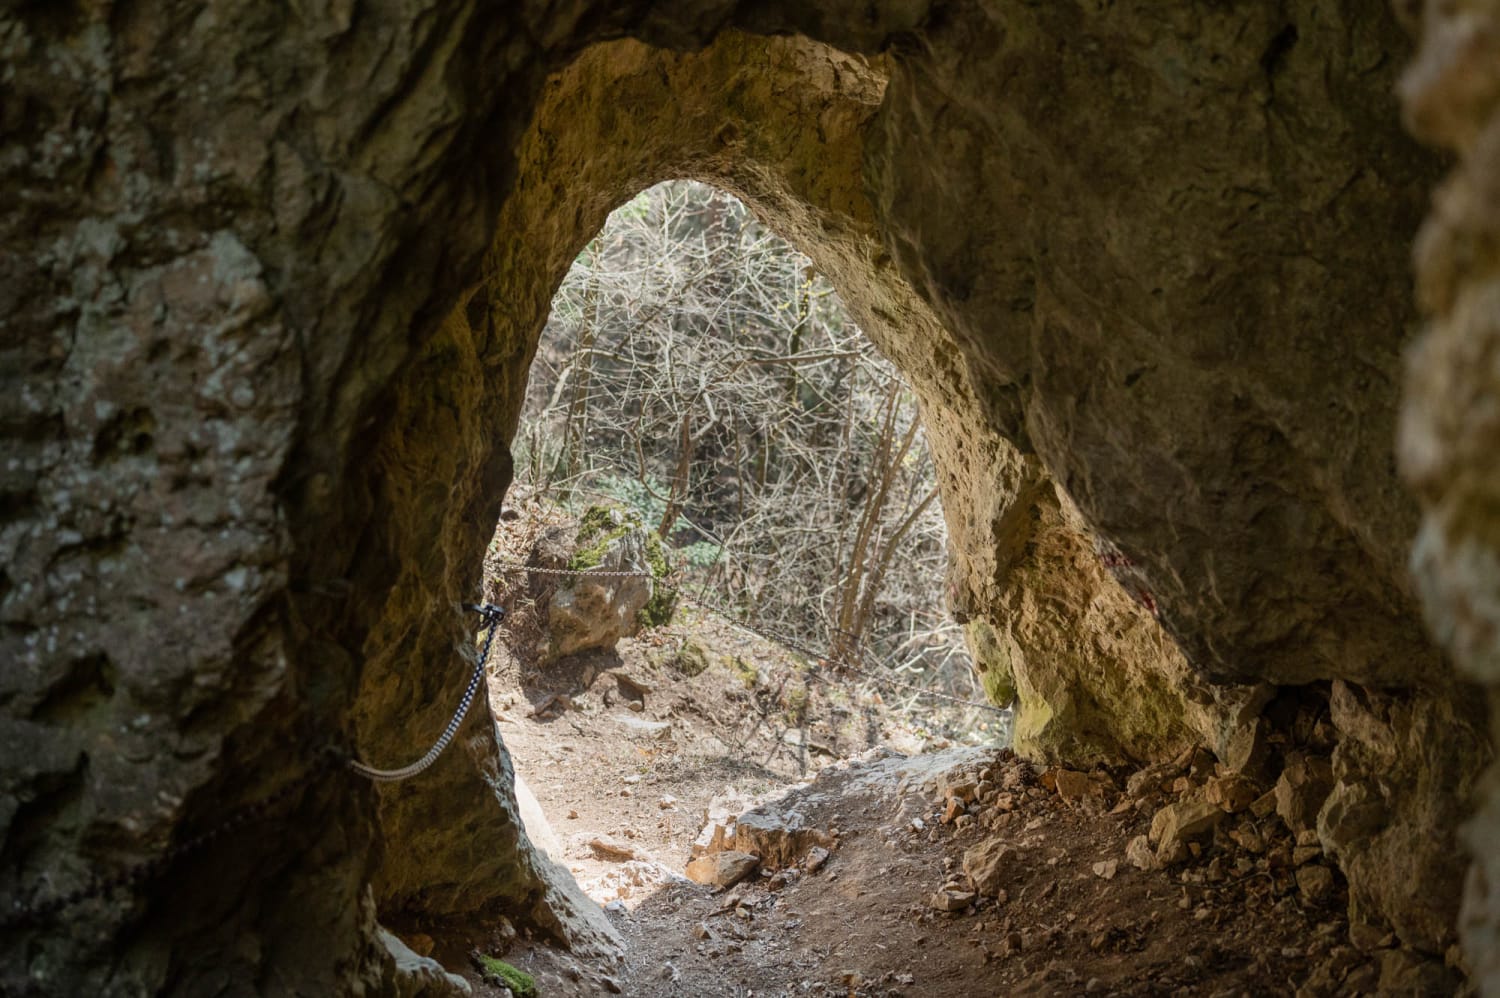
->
[398,505,1395,996]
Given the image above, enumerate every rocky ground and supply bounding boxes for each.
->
[385,613,1457,997]
[374,503,1461,996]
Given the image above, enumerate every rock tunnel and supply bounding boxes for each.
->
[3,0,1499,993]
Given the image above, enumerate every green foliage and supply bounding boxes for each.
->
[677,540,723,569]
[783,681,810,725]
[475,955,537,998]
[594,473,668,526]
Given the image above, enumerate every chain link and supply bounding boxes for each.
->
[345,603,506,782]
[492,561,1009,716]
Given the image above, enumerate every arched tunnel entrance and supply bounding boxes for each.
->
[4,4,1499,996]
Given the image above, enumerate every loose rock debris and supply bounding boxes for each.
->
[429,526,1460,995]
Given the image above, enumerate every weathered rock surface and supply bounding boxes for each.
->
[531,508,668,660]
[963,838,1019,898]
[685,851,759,889]
[729,804,835,871]
[1275,753,1336,835]
[1395,0,1500,986]
[1150,799,1224,857]
[0,0,1489,990]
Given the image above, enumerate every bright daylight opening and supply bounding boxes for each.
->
[481,180,1011,907]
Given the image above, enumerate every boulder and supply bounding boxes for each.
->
[1204,774,1262,814]
[1275,753,1335,834]
[537,508,672,659]
[685,851,759,889]
[1149,799,1224,854]
[731,806,834,870]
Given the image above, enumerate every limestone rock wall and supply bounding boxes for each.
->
[0,0,1491,991]
[1394,0,1500,985]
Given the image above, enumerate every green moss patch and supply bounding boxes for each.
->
[639,530,677,626]
[965,619,1017,708]
[673,638,712,676]
[475,955,537,998]
[567,505,631,571]
[731,655,760,689]
[567,504,677,627]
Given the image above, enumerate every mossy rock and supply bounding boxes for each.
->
[475,955,537,998]
[567,504,677,627]
[674,638,712,677]
[638,530,677,627]
[965,618,1017,708]
[567,505,632,571]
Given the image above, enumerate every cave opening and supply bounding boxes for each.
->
[479,177,1013,911]
[6,3,1495,992]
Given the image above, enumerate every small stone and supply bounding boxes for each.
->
[658,795,678,810]
[1092,859,1119,880]
[1126,762,1174,797]
[805,846,830,873]
[1227,823,1265,854]
[963,838,1019,896]
[685,851,759,888]
[589,835,643,862]
[1293,845,1322,866]
[928,888,976,912]
[1296,828,1320,848]
[1296,864,1336,903]
[1125,835,1156,871]
[1054,769,1094,801]
[1205,773,1262,813]
[942,797,966,824]
[692,922,713,940]
[1249,788,1279,818]
[946,780,980,803]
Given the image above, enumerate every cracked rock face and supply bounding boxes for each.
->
[1395,0,1500,986]
[0,0,1491,990]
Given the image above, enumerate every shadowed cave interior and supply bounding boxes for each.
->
[3,3,1500,996]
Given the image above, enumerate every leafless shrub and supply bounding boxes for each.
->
[513,180,993,731]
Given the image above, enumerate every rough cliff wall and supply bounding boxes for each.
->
[1395,0,1500,987]
[0,1,1489,992]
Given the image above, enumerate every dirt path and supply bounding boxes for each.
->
[400,610,1386,997]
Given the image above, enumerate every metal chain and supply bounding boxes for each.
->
[491,561,1009,716]
[345,603,506,782]
[500,563,660,579]
[2,604,507,929]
